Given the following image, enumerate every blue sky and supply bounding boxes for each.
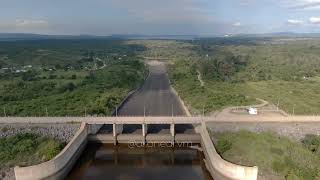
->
[1,0,320,35]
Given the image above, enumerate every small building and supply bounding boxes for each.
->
[247,107,258,115]
[24,65,32,68]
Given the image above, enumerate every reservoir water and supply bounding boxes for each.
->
[67,143,213,180]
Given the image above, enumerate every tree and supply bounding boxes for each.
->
[22,71,37,81]
[59,82,76,92]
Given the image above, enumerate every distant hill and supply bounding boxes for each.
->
[110,34,199,40]
[232,32,320,38]
[1,32,320,41]
[0,33,111,41]
[0,33,199,41]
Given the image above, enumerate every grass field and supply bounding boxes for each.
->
[212,131,320,180]
[0,133,63,169]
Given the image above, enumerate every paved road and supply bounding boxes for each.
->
[118,61,185,116]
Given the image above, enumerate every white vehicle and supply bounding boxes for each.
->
[247,107,258,115]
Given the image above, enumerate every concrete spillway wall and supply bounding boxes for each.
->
[14,122,258,180]
[200,122,258,180]
[14,123,90,180]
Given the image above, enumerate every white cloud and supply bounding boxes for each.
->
[238,0,256,6]
[284,0,320,10]
[309,16,320,24]
[233,22,242,26]
[0,19,50,33]
[15,19,49,28]
[287,19,304,25]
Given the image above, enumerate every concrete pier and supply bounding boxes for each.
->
[142,123,147,145]
[89,119,201,144]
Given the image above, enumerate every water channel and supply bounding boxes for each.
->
[67,61,213,180]
[67,143,213,180]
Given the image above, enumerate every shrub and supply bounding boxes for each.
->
[216,139,232,154]
[0,133,63,168]
[21,71,37,81]
[272,160,285,173]
[1,127,9,133]
[285,171,300,180]
[270,147,284,156]
[302,134,320,154]
[70,74,77,79]
[48,74,57,79]
[37,139,63,161]
[59,82,76,92]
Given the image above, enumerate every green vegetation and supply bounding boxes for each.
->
[302,134,320,156]
[136,38,320,114]
[169,58,256,113]
[212,131,320,180]
[1,38,320,115]
[0,39,146,116]
[0,39,145,68]
[0,133,63,168]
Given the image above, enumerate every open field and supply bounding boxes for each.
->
[211,131,320,180]
[132,39,320,115]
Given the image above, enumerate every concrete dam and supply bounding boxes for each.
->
[67,61,210,180]
[11,61,258,180]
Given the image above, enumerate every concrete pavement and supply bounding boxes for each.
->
[117,61,186,116]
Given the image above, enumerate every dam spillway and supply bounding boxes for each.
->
[67,143,213,180]
[65,61,211,180]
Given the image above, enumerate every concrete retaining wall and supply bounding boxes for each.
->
[200,122,258,180]
[14,123,89,180]
[13,122,259,180]
[88,124,103,134]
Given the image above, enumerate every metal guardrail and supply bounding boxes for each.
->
[1,115,320,124]
[0,116,205,124]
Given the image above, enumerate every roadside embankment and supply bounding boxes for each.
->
[0,123,80,143]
